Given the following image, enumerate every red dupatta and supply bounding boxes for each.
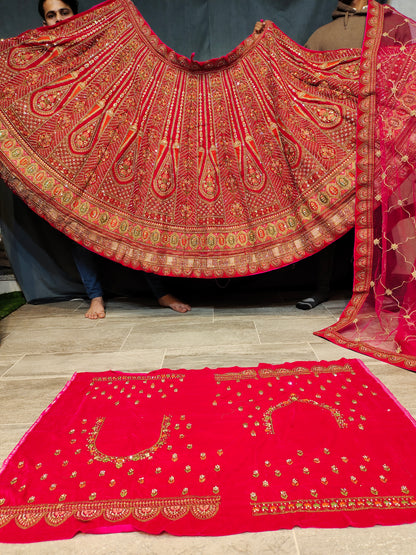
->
[317,2,416,371]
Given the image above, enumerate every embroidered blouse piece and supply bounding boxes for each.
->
[0,359,415,543]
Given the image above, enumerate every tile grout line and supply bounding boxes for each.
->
[118,325,135,351]
[253,320,262,345]
[292,528,301,555]
[0,354,26,379]
[1,375,74,382]
[160,347,167,370]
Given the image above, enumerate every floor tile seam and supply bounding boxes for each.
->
[2,316,81,322]
[292,527,302,555]
[79,315,335,325]
[0,322,110,334]
[0,346,317,356]
[231,312,334,321]
[1,364,168,377]
[211,316,336,323]
[70,301,90,312]
[253,321,262,345]
[202,311,223,323]
[253,323,338,332]
[119,325,136,351]
[255,337,325,347]
[0,422,39,428]
[119,340,262,351]
[159,348,168,370]
[1,370,171,379]
[1,348,165,357]
[100,316,216,324]
[1,367,169,378]
[0,374,72,382]
[104,306,215,312]
[0,354,26,378]
[163,343,320,354]
[307,342,359,361]
[3,312,89,321]
[0,344,149,355]
[0,332,11,342]
[371,378,416,385]
[1,328,105,337]
[122,319,259,331]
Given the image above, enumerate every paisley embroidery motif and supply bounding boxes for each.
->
[114,146,136,183]
[70,119,99,153]
[153,160,175,198]
[198,146,220,201]
[308,104,342,128]
[8,45,50,70]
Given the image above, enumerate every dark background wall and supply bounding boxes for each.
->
[0,0,338,57]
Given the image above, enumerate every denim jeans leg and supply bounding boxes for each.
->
[72,242,104,299]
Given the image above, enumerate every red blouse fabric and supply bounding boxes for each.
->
[0,359,415,543]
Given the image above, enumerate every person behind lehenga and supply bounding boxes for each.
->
[295,0,368,310]
[254,0,370,309]
[36,0,192,319]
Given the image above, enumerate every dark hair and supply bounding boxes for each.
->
[38,0,79,19]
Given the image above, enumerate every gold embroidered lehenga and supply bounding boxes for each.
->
[0,0,358,278]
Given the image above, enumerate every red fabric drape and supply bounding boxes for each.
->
[317,3,416,370]
[0,0,358,278]
[1,360,416,543]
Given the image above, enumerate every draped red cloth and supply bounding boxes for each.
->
[0,0,358,278]
[317,3,416,371]
[1,359,416,543]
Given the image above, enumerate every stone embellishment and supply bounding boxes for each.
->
[0,497,221,528]
[252,496,416,515]
[87,415,172,468]
[263,394,347,434]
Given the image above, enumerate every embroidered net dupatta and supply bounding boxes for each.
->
[0,0,359,278]
[317,3,416,370]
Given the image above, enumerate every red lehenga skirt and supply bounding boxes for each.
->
[0,0,359,278]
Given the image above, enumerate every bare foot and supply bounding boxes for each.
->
[158,294,191,313]
[85,296,106,319]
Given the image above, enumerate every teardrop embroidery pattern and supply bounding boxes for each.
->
[198,146,220,201]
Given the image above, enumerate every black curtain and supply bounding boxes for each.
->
[0,0,346,302]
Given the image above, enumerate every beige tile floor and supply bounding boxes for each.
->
[1,286,416,554]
